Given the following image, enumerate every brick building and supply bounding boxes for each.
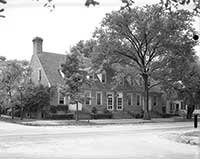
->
[30,37,165,119]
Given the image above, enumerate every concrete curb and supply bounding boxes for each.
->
[0,115,195,127]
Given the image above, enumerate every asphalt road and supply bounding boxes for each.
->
[0,121,199,159]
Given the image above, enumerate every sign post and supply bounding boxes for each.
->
[193,109,200,128]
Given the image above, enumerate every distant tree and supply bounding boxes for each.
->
[161,0,200,13]
[86,4,197,120]
[0,56,6,61]
[159,57,200,119]
[0,59,31,119]
[60,51,90,121]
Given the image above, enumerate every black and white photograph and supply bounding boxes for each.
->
[0,0,200,158]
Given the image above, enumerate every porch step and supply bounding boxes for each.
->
[112,111,133,119]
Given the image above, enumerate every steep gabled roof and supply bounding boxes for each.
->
[37,52,66,86]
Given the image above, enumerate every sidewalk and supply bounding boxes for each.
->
[0,114,196,126]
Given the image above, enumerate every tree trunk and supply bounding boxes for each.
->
[76,101,79,122]
[11,107,14,119]
[20,107,23,120]
[186,104,195,119]
[143,73,151,120]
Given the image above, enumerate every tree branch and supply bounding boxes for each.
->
[113,49,143,68]
[149,81,161,89]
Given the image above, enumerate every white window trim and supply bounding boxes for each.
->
[58,92,66,105]
[96,91,102,105]
[107,92,114,111]
[85,91,92,105]
[127,93,132,106]
[101,72,106,83]
[119,78,124,85]
[136,94,141,106]
[89,73,95,80]
[153,95,157,106]
[59,69,65,78]
[117,92,123,110]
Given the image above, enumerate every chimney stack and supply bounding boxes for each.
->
[32,37,43,54]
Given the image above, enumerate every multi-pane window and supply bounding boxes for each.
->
[96,92,102,105]
[89,73,94,80]
[170,103,174,112]
[85,91,91,105]
[153,96,157,106]
[107,93,113,110]
[117,92,123,110]
[127,93,132,106]
[127,76,133,86]
[38,69,42,81]
[136,94,141,106]
[58,92,65,105]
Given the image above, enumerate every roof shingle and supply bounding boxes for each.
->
[37,52,66,86]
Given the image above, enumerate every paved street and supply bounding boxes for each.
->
[0,121,199,159]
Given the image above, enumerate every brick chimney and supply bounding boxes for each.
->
[32,37,43,54]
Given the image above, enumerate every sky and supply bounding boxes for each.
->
[0,0,199,61]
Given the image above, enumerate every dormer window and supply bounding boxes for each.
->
[152,96,157,106]
[119,78,124,85]
[59,69,65,78]
[89,74,94,80]
[127,76,134,86]
[101,72,106,83]
[87,73,94,80]
[38,69,42,81]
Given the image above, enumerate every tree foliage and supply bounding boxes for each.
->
[60,50,91,121]
[84,4,197,119]
[159,56,200,118]
[0,0,6,18]
[161,0,200,14]
[0,59,31,118]
[1,0,199,18]
[60,52,89,104]
[22,84,50,115]
[38,0,200,14]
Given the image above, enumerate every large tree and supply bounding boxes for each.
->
[159,56,200,119]
[60,51,90,121]
[22,84,50,119]
[87,4,197,119]
[0,59,31,119]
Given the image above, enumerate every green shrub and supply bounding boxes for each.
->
[91,107,97,114]
[50,106,57,113]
